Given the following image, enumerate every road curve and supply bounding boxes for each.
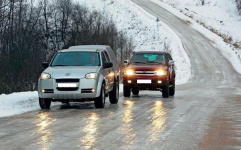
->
[0,0,241,150]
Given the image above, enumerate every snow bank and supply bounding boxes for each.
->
[151,0,241,74]
[153,0,241,43]
[0,92,41,118]
[0,86,124,118]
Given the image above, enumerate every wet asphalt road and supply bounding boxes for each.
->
[1,0,241,149]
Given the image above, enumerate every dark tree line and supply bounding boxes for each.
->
[0,0,133,94]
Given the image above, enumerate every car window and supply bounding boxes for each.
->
[104,51,110,62]
[51,52,100,66]
[101,52,108,64]
[131,53,166,64]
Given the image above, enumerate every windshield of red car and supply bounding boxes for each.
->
[131,53,166,65]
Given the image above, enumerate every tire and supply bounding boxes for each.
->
[39,98,51,109]
[123,85,131,97]
[132,88,139,95]
[109,78,119,104]
[162,83,170,98]
[169,79,175,96]
[94,83,105,108]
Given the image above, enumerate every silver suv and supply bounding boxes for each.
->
[38,45,119,109]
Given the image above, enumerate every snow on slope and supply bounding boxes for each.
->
[152,0,241,74]
[0,0,191,117]
[154,0,241,44]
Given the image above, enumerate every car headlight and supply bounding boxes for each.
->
[155,70,167,76]
[124,69,134,75]
[85,73,97,79]
[40,73,51,79]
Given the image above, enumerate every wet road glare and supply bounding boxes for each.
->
[1,88,185,148]
[0,92,181,150]
[0,88,240,149]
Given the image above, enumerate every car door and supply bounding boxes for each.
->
[101,51,113,92]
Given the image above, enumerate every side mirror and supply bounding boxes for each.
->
[42,62,49,69]
[123,60,129,65]
[168,60,175,65]
[104,62,113,69]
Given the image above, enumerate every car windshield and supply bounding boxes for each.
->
[51,52,100,66]
[131,53,166,65]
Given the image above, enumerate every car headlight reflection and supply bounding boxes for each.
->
[40,73,51,79]
[85,73,97,79]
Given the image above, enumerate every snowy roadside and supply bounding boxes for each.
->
[151,0,241,74]
[0,85,123,118]
[0,92,43,118]
[0,0,191,118]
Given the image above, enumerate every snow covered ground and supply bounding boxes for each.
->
[0,92,42,118]
[152,0,241,74]
[153,0,241,44]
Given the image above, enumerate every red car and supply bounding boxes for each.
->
[123,51,175,98]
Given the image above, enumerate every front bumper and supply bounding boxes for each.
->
[38,78,99,100]
[123,75,169,90]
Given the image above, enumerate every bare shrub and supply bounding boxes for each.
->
[233,41,241,48]
[210,28,218,34]
[223,36,233,43]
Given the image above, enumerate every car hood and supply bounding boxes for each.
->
[43,66,100,79]
[126,64,167,71]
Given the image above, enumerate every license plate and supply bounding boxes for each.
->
[58,83,77,88]
[137,80,151,84]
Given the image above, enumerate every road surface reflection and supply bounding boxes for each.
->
[78,112,99,150]
[118,100,137,149]
[146,100,167,146]
[34,112,56,150]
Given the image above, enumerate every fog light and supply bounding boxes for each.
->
[92,88,96,93]
[42,89,45,93]
[128,80,132,83]
[158,80,162,84]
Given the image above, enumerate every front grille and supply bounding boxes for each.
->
[134,70,155,76]
[56,79,79,83]
[57,87,78,91]
[81,89,93,93]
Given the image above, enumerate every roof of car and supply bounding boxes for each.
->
[60,48,99,52]
[134,51,166,54]
[68,45,110,50]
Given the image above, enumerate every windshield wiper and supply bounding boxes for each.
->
[147,61,162,64]
[72,65,84,66]
[132,61,146,64]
